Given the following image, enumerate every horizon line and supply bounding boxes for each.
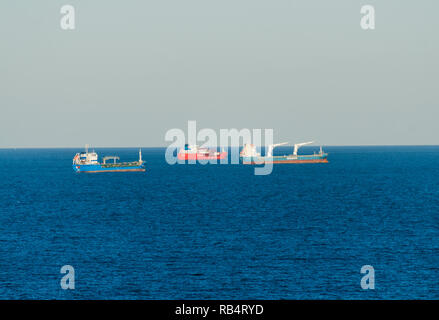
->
[1,144,439,149]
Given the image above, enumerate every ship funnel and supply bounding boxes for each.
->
[293,141,314,156]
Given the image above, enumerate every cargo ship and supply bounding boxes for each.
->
[72,145,145,173]
[178,144,227,160]
[240,141,328,164]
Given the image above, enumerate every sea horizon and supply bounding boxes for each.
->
[1,144,439,149]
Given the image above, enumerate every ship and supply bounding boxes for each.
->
[72,145,146,173]
[177,144,227,160]
[240,141,328,164]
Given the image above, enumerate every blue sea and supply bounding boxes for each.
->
[0,146,439,299]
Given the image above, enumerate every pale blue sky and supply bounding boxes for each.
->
[0,0,438,147]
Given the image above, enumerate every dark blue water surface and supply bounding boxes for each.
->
[1,146,439,299]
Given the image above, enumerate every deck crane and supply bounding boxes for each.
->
[267,142,289,157]
[293,141,314,156]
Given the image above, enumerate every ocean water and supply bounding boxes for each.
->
[0,146,439,299]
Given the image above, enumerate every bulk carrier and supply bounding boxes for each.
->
[72,145,145,173]
[240,141,328,164]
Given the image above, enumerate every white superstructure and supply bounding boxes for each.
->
[240,144,260,157]
[73,144,99,165]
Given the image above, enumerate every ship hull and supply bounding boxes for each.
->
[177,152,227,160]
[73,163,146,173]
[242,154,328,164]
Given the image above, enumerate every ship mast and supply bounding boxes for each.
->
[139,149,143,164]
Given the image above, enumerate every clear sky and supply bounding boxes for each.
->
[0,0,438,147]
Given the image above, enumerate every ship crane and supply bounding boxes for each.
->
[267,142,289,157]
[293,141,314,156]
[102,156,120,164]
